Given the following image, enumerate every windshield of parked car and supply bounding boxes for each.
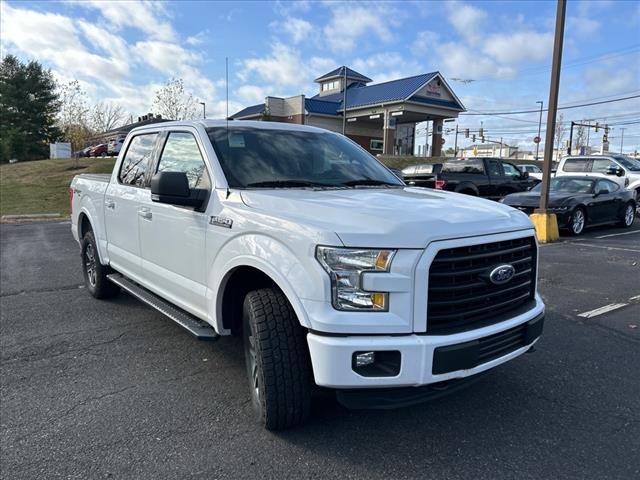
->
[612,155,640,171]
[206,127,404,189]
[531,178,594,193]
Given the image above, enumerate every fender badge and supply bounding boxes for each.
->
[210,216,233,229]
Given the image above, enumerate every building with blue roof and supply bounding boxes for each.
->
[230,66,465,156]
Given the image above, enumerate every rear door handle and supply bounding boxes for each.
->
[105,200,115,209]
[138,207,152,220]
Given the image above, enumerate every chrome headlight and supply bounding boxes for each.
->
[315,247,395,311]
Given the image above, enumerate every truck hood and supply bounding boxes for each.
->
[240,187,533,248]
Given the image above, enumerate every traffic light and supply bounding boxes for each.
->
[481,136,485,143]
[603,134,608,143]
[595,122,599,132]
[465,128,469,138]
[479,127,484,137]
[472,134,476,142]
[605,125,609,135]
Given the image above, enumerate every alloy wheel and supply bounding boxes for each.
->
[624,204,634,226]
[84,243,97,287]
[572,209,585,235]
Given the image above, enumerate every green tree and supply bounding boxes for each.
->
[0,55,61,162]
[152,78,198,120]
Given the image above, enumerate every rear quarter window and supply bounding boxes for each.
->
[442,158,485,174]
[562,158,591,173]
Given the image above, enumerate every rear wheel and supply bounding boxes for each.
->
[568,207,586,235]
[81,231,119,299]
[619,202,635,228]
[242,288,312,430]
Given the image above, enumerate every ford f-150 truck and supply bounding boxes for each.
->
[71,120,545,429]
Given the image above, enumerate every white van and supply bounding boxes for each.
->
[556,155,640,194]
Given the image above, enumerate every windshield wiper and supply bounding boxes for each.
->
[341,178,402,187]
[245,180,336,188]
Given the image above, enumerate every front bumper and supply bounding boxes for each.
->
[307,298,544,388]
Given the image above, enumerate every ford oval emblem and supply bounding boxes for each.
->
[489,264,516,285]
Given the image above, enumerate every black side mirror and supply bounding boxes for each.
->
[606,165,624,177]
[521,171,530,179]
[594,189,609,197]
[151,171,206,209]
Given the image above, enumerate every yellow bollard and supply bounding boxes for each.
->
[529,213,560,243]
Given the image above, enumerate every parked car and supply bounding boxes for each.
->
[555,155,640,196]
[501,176,636,235]
[517,164,543,181]
[89,144,108,157]
[108,137,125,156]
[71,120,545,429]
[402,157,537,199]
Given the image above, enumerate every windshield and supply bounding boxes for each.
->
[612,155,640,171]
[531,178,594,193]
[206,127,404,189]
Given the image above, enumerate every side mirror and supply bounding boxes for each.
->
[594,189,609,197]
[151,171,206,209]
[606,165,624,177]
[521,171,530,179]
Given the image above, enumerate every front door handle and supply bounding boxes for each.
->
[138,208,152,220]
[105,200,115,209]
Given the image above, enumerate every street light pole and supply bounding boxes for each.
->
[199,102,206,119]
[454,124,458,157]
[620,127,626,153]
[535,100,543,161]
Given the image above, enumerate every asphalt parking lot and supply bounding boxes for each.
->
[1,221,639,479]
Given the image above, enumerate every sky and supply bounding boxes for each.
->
[1,0,639,153]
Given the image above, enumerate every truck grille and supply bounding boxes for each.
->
[426,236,536,334]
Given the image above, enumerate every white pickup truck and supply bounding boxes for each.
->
[71,120,545,429]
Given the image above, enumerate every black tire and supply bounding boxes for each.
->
[81,231,119,299]
[618,202,635,228]
[242,288,312,430]
[568,207,586,235]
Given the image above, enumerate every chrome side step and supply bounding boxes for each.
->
[107,273,219,340]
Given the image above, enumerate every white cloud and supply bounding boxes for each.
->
[437,42,516,80]
[412,30,440,56]
[241,43,334,92]
[567,16,600,38]
[352,53,424,83]
[482,31,554,64]
[185,31,208,46]
[71,0,176,41]
[236,85,267,104]
[275,17,314,44]
[447,1,487,43]
[323,4,395,52]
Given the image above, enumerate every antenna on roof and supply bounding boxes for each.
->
[226,56,229,128]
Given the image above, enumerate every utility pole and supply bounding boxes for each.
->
[535,101,543,161]
[199,101,206,119]
[535,0,566,241]
[620,127,626,153]
[499,137,503,158]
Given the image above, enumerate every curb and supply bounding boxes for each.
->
[0,213,65,224]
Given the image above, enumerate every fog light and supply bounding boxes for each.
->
[355,351,375,368]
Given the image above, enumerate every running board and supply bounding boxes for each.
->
[107,273,219,340]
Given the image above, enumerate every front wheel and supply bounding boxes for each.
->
[619,202,635,228]
[242,288,312,430]
[568,207,586,235]
[81,231,119,299]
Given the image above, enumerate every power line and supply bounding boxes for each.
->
[461,95,640,116]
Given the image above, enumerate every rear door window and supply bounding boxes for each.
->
[442,158,485,174]
[502,162,520,177]
[591,158,618,174]
[119,133,158,187]
[562,158,591,173]
[486,159,502,177]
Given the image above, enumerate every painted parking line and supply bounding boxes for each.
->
[595,230,640,239]
[569,242,640,253]
[578,303,629,318]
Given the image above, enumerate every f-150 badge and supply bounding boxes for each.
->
[210,216,233,229]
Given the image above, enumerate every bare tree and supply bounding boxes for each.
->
[152,78,198,120]
[56,80,93,152]
[554,113,566,160]
[573,121,587,153]
[91,102,124,133]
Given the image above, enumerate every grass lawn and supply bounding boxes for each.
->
[0,158,116,216]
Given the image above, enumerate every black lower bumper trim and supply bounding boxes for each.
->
[335,372,488,410]
[432,314,544,375]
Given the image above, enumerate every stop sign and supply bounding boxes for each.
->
[533,136,541,144]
